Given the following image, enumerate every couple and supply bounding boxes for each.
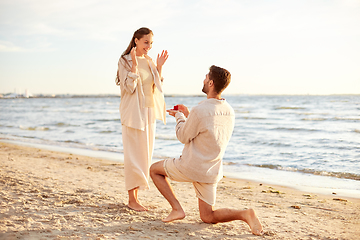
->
[116,27,262,236]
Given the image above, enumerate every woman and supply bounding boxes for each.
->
[116,27,169,211]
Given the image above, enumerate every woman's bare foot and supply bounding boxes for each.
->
[127,188,147,211]
[244,209,263,235]
[162,209,185,222]
[127,202,148,212]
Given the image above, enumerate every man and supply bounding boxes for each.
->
[150,65,263,236]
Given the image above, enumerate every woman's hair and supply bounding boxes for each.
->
[121,27,153,63]
[208,65,231,94]
[116,27,153,85]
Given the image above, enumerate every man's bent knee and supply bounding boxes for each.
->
[150,160,166,179]
[200,211,216,224]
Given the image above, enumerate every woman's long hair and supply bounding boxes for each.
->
[116,27,153,85]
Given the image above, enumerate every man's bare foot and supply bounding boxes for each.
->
[162,209,185,222]
[244,209,263,235]
[127,202,148,212]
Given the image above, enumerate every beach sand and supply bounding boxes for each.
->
[1,142,359,239]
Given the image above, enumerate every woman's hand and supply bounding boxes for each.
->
[130,47,138,73]
[157,50,169,67]
[157,50,169,68]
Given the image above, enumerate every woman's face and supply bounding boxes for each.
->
[135,34,153,56]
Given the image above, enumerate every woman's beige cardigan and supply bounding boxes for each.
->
[116,54,166,129]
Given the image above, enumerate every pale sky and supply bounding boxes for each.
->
[0,0,359,95]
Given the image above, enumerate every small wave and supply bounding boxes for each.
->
[248,164,281,170]
[250,164,360,181]
[275,106,306,110]
[331,100,349,103]
[96,119,120,122]
[23,136,36,139]
[242,117,266,120]
[1,125,14,128]
[334,117,360,121]
[54,122,74,127]
[63,140,82,144]
[99,130,115,134]
[298,169,360,181]
[52,122,80,127]
[297,112,329,116]
[274,127,318,132]
[301,118,326,121]
[297,112,315,115]
[250,140,291,147]
[19,126,50,131]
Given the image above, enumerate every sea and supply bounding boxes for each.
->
[1,95,359,198]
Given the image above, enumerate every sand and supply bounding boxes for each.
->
[0,142,359,239]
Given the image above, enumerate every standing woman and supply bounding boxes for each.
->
[116,27,169,211]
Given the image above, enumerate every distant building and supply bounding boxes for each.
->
[3,93,19,98]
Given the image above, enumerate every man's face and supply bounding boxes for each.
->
[202,73,211,94]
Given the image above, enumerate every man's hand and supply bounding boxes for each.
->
[166,109,178,117]
[166,104,190,118]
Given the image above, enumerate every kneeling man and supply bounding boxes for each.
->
[150,65,263,236]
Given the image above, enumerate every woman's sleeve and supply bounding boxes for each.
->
[148,58,164,92]
[117,58,139,94]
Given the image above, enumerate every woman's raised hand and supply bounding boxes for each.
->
[157,50,169,68]
[130,47,138,73]
[130,47,137,63]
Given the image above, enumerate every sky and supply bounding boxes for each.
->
[0,0,359,96]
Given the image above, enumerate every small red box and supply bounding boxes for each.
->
[173,105,178,110]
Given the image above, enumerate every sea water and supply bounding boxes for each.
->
[1,95,359,198]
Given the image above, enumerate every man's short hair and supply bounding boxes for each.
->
[208,65,231,94]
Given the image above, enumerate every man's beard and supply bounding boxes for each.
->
[202,85,207,94]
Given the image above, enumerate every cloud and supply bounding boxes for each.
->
[0,41,25,52]
[1,0,176,39]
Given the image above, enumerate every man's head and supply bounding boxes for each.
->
[202,65,231,95]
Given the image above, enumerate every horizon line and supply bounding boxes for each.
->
[1,92,359,99]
